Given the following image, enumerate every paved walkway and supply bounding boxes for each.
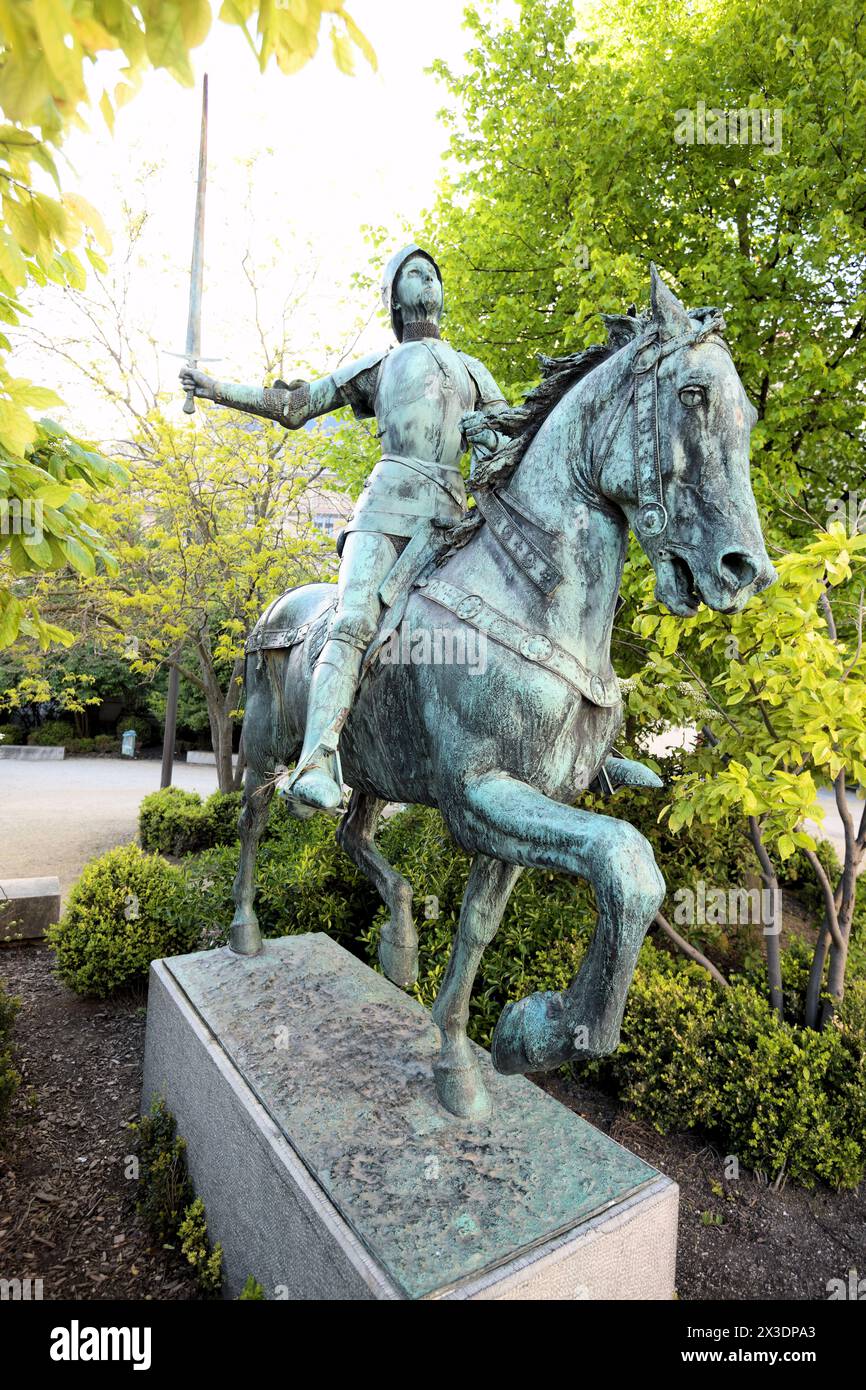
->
[0,758,220,902]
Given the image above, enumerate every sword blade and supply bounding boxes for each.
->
[183,74,208,414]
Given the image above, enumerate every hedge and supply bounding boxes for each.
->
[139,788,245,857]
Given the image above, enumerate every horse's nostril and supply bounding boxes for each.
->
[720,551,758,590]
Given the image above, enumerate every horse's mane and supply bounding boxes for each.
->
[467,302,723,493]
[440,301,723,554]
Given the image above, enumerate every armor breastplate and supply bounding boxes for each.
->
[374,340,475,467]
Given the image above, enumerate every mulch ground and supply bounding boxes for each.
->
[1,941,863,1301]
[0,943,198,1301]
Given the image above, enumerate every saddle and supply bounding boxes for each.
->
[247,505,619,710]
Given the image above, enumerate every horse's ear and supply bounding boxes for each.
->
[601,313,642,349]
[650,263,691,339]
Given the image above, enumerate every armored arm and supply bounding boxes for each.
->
[209,375,339,430]
[181,347,388,430]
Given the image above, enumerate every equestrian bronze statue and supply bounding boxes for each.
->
[182,259,775,1121]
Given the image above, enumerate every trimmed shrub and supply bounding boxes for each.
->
[595,942,866,1189]
[48,844,198,997]
[28,719,74,746]
[139,787,204,854]
[177,809,378,951]
[0,979,21,1137]
[0,721,22,744]
[139,788,242,856]
[66,734,117,757]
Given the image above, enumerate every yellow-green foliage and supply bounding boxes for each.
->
[132,1098,223,1296]
[48,844,198,997]
[0,1,373,650]
[0,978,20,1137]
[178,1198,223,1298]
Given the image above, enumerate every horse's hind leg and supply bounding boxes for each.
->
[230,768,275,956]
[337,791,418,988]
[431,854,522,1120]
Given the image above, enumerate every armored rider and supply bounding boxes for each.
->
[180,244,507,811]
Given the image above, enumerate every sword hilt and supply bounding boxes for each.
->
[183,387,196,415]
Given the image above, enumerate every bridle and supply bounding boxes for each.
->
[585,316,730,547]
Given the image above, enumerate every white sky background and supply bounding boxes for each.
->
[14,0,520,441]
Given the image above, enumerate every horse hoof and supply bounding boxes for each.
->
[491,991,571,1075]
[378,934,418,989]
[230,920,263,956]
[433,1058,491,1122]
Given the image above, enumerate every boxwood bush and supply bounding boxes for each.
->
[139,787,244,857]
[48,844,200,996]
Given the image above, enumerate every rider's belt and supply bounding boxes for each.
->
[471,488,563,594]
[419,577,620,708]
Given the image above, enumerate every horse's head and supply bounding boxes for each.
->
[596,266,776,616]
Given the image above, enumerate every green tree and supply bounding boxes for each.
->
[629,525,866,1022]
[424,0,865,516]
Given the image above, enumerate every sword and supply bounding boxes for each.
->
[169,75,218,414]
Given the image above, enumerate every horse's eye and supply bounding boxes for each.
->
[679,386,705,407]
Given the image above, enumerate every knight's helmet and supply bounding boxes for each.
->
[381,244,444,342]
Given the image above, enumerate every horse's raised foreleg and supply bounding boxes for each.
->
[431,855,522,1120]
[455,772,665,1076]
[230,769,274,956]
[337,791,418,988]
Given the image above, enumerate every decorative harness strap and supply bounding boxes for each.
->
[471,488,563,594]
[418,575,620,708]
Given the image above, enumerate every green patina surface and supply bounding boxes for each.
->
[166,934,658,1299]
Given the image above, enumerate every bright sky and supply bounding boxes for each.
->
[16,1,520,439]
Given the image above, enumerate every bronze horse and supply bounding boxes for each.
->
[231,268,775,1119]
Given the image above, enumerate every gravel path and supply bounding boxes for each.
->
[0,758,221,902]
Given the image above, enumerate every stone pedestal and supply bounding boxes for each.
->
[142,934,678,1300]
[0,876,61,940]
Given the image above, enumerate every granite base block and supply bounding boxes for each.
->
[0,876,61,940]
[0,745,64,760]
[142,934,678,1300]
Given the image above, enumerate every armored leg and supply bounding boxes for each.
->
[281,530,398,811]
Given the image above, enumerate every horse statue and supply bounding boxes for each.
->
[231,266,775,1120]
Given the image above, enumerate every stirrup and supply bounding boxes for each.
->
[279,746,345,814]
